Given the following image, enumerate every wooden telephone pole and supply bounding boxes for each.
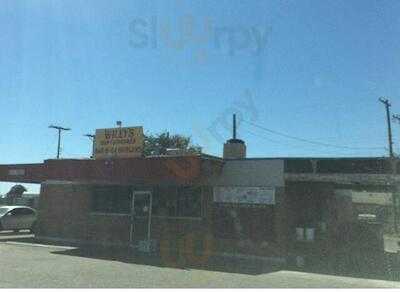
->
[49,125,71,159]
[379,97,394,157]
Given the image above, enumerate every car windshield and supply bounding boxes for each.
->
[0,208,10,216]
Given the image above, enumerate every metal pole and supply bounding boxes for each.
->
[49,125,71,159]
[392,114,400,233]
[147,192,153,243]
[84,134,96,158]
[57,129,61,159]
[379,98,394,157]
[233,114,237,139]
[92,138,95,158]
[130,192,135,245]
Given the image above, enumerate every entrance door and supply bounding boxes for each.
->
[130,191,153,252]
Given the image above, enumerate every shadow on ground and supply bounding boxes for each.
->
[1,233,399,281]
[51,246,284,275]
[50,245,400,281]
[0,233,281,275]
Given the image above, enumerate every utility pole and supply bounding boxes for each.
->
[379,97,394,158]
[84,134,96,159]
[49,125,71,159]
[233,114,237,139]
[393,114,400,152]
[392,114,400,233]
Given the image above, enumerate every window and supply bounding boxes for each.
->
[91,186,132,214]
[11,208,26,216]
[213,206,236,238]
[152,186,177,217]
[133,193,151,217]
[177,186,202,217]
[0,208,9,216]
[213,205,275,241]
[19,208,34,216]
[152,186,202,218]
[6,208,33,216]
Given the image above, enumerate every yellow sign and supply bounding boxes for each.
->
[95,126,144,159]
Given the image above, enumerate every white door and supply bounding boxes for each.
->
[130,191,153,252]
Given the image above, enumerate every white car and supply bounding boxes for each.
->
[0,206,37,232]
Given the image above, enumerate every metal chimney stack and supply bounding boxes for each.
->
[223,114,246,159]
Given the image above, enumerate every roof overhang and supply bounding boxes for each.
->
[0,155,224,186]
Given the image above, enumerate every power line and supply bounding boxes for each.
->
[241,119,384,151]
[243,127,381,156]
[243,127,327,150]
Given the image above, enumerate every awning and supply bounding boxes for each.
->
[0,155,223,186]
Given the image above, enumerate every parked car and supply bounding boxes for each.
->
[0,206,37,232]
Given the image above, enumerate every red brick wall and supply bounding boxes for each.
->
[37,182,215,249]
[37,182,288,262]
[37,183,91,241]
[87,215,130,245]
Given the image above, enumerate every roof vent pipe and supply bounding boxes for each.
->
[223,114,246,159]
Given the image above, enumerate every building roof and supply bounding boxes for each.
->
[0,154,223,185]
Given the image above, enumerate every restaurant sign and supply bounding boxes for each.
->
[213,186,275,205]
[335,189,393,206]
[95,126,144,159]
[8,169,26,176]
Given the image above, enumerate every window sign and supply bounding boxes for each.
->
[213,186,275,205]
[8,169,25,176]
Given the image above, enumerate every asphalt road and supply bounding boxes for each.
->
[0,232,400,288]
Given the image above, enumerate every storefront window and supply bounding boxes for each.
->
[213,205,275,241]
[177,186,202,217]
[91,185,202,217]
[152,186,202,218]
[91,186,132,214]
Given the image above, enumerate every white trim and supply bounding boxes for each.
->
[42,180,85,186]
[216,252,286,264]
[90,212,130,217]
[285,173,400,185]
[151,215,203,221]
[213,186,276,205]
[3,241,76,250]
[89,213,203,220]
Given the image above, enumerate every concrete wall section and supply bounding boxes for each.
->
[209,159,285,187]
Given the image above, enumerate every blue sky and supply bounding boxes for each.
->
[1,0,400,194]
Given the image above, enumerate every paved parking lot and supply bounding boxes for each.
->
[0,231,400,288]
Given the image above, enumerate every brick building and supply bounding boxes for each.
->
[0,153,398,271]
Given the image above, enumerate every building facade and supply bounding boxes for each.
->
[0,155,398,272]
